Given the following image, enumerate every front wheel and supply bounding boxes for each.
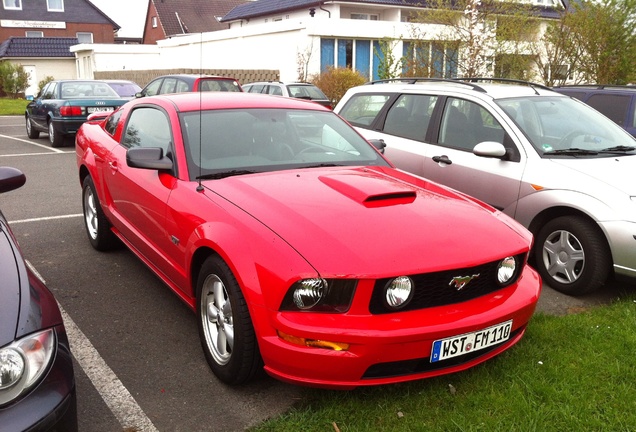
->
[26,116,39,139]
[534,215,611,296]
[82,176,117,251]
[196,255,262,385]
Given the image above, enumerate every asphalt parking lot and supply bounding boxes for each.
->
[0,115,632,431]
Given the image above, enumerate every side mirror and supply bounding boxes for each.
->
[0,167,26,194]
[368,138,386,154]
[473,141,508,159]
[126,147,173,171]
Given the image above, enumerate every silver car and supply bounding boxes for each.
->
[335,78,636,296]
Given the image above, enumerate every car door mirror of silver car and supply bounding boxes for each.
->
[473,141,508,159]
[368,138,386,154]
[126,147,173,171]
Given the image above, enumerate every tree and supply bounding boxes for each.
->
[0,61,30,98]
[309,67,366,106]
[373,38,404,80]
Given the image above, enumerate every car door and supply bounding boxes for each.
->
[29,82,57,129]
[102,106,176,274]
[422,97,525,213]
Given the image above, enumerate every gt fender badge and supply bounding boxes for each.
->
[449,274,480,291]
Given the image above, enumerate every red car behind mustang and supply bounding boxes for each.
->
[75,91,541,389]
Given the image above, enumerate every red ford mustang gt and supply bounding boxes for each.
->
[75,92,541,389]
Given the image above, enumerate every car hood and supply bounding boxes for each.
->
[206,166,530,277]
[550,155,636,195]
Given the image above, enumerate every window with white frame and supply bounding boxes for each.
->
[351,13,378,20]
[152,16,158,28]
[26,31,44,37]
[3,0,21,9]
[77,32,93,44]
[47,0,63,11]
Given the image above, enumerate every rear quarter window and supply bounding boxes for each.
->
[338,94,391,127]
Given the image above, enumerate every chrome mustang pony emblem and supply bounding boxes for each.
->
[449,274,480,291]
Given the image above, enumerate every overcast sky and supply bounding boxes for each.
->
[89,0,148,38]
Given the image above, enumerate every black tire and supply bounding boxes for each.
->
[48,120,65,147]
[26,116,40,139]
[534,215,611,296]
[82,176,117,251]
[196,255,262,385]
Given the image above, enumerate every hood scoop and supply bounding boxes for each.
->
[319,172,417,207]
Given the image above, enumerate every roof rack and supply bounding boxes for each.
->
[455,77,552,92]
[553,84,636,91]
[364,77,488,93]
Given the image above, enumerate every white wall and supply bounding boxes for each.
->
[10,58,76,98]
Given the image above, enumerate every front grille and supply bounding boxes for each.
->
[369,254,525,314]
[362,327,523,379]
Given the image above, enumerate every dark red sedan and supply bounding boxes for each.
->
[75,92,541,389]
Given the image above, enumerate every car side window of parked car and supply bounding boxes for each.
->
[586,94,631,126]
[41,82,56,99]
[104,109,122,137]
[143,79,163,96]
[122,108,173,157]
[439,98,505,151]
[337,94,391,127]
[161,78,178,94]
[383,94,437,141]
[268,86,283,96]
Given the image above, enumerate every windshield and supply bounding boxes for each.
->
[496,96,636,156]
[181,108,388,180]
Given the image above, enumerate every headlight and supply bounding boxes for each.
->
[281,278,357,312]
[497,256,518,286]
[0,328,56,406]
[383,276,414,310]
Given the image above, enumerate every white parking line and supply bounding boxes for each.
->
[0,133,66,153]
[25,260,159,432]
[10,214,83,224]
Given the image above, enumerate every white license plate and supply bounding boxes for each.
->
[87,107,114,113]
[430,320,513,363]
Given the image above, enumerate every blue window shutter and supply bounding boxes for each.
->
[321,38,335,72]
[356,40,371,80]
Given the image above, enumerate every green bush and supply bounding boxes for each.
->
[310,67,367,107]
[0,61,29,98]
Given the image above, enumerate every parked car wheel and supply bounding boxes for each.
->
[26,117,39,139]
[534,215,611,295]
[48,121,65,147]
[196,255,262,385]
[82,176,117,251]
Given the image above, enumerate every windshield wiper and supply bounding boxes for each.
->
[196,169,257,180]
[302,163,345,168]
[543,148,598,156]
[599,145,636,153]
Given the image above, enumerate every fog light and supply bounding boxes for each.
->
[0,348,25,390]
[384,276,414,310]
[292,278,327,310]
[497,256,517,284]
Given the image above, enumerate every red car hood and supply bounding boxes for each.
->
[206,166,530,277]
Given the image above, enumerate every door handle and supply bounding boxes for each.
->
[108,161,118,172]
[432,155,452,165]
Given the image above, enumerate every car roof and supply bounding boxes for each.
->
[141,91,332,112]
[351,78,564,100]
[154,74,237,80]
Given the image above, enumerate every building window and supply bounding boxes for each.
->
[152,16,158,28]
[321,38,375,80]
[47,0,63,11]
[402,41,458,79]
[351,13,378,20]
[26,31,44,37]
[77,32,93,44]
[3,0,21,10]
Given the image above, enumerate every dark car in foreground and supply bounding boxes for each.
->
[76,92,540,389]
[136,74,242,97]
[552,85,636,137]
[0,167,77,431]
[25,79,128,147]
[243,81,332,109]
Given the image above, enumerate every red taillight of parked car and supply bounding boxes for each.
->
[60,105,84,116]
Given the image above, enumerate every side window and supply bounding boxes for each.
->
[175,80,190,93]
[43,82,57,99]
[383,94,437,141]
[122,108,172,157]
[143,79,163,96]
[247,84,265,93]
[439,98,505,150]
[104,109,122,136]
[160,78,177,94]
[338,94,391,127]
[586,94,630,126]
[268,86,283,96]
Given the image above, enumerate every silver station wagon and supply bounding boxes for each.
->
[335,78,636,296]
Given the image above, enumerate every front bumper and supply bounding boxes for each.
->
[0,327,78,432]
[257,265,541,389]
